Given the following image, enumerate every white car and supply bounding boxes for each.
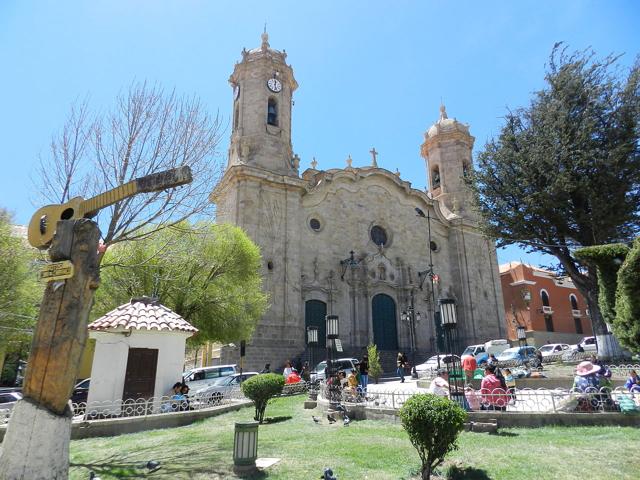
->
[537,343,571,358]
[310,358,360,383]
[414,354,460,374]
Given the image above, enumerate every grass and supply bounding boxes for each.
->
[69,395,640,479]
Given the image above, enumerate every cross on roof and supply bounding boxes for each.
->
[369,147,378,167]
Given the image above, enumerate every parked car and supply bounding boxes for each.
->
[0,391,22,423]
[570,336,597,353]
[191,372,258,405]
[183,364,237,391]
[537,344,570,358]
[71,378,90,404]
[310,358,360,383]
[461,339,510,365]
[496,346,539,364]
[414,354,460,374]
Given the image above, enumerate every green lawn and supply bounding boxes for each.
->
[69,395,639,479]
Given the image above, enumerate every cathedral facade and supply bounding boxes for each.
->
[211,33,505,371]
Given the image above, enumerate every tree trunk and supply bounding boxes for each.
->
[562,261,624,360]
[0,219,100,479]
[0,344,6,381]
[421,464,431,480]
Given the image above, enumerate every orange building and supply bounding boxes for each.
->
[500,262,593,346]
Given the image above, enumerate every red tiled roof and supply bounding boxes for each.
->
[89,297,198,333]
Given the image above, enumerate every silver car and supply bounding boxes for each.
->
[192,372,258,406]
[0,391,22,424]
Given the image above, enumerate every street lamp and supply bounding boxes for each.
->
[325,315,339,406]
[401,290,421,362]
[416,206,442,368]
[307,326,319,370]
[439,298,465,408]
[516,325,527,347]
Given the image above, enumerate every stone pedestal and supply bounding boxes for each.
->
[0,399,72,480]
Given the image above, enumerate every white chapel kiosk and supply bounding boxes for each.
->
[86,297,197,415]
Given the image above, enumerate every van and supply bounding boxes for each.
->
[183,364,237,391]
[461,339,510,364]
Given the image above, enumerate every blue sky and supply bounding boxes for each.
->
[1,1,638,267]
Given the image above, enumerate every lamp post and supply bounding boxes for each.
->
[516,325,527,348]
[439,298,465,408]
[307,326,319,371]
[415,207,442,368]
[401,289,421,363]
[325,315,339,406]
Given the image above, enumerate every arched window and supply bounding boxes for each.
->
[234,105,239,131]
[267,98,278,126]
[431,167,441,189]
[540,290,550,306]
[569,294,578,311]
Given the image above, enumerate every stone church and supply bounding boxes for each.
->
[211,33,505,371]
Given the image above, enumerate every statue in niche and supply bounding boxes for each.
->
[378,264,387,281]
[313,257,319,281]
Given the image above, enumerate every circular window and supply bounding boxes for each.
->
[430,241,438,252]
[370,225,388,246]
[309,218,321,231]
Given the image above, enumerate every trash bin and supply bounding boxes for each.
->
[233,421,259,472]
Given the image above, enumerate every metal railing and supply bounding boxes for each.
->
[1,381,310,425]
[317,383,640,414]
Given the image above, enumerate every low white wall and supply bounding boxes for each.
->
[87,330,191,412]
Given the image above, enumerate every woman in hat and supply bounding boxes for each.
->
[572,360,601,411]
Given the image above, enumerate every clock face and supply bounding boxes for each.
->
[233,85,240,100]
[267,78,282,93]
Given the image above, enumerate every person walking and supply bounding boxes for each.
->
[359,354,369,394]
[461,354,477,385]
[397,352,406,383]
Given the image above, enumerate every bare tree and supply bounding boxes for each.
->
[34,82,224,258]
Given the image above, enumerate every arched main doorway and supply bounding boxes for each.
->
[372,294,398,350]
[305,300,327,348]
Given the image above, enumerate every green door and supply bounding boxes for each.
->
[305,300,327,348]
[372,294,398,350]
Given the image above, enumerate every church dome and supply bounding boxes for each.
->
[425,104,471,140]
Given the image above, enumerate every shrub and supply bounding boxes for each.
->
[399,393,467,480]
[241,373,285,423]
[615,238,640,353]
[367,344,383,383]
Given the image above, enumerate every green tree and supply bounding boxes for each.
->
[93,221,268,343]
[367,344,383,383]
[0,210,41,381]
[615,238,640,352]
[575,239,640,353]
[399,394,467,480]
[469,45,640,358]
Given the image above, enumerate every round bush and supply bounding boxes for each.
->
[241,373,285,423]
[399,393,467,480]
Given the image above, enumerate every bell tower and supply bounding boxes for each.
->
[420,105,475,216]
[228,31,298,176]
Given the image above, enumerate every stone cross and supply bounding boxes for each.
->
[369,147,378,167]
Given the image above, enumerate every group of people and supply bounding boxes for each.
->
[324,354,370,400]
[280,360,310,383]
[428,362,517,412]
[161,382,191,413]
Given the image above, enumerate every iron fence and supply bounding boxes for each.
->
[317,383,640,414]
[0,380,310,425]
